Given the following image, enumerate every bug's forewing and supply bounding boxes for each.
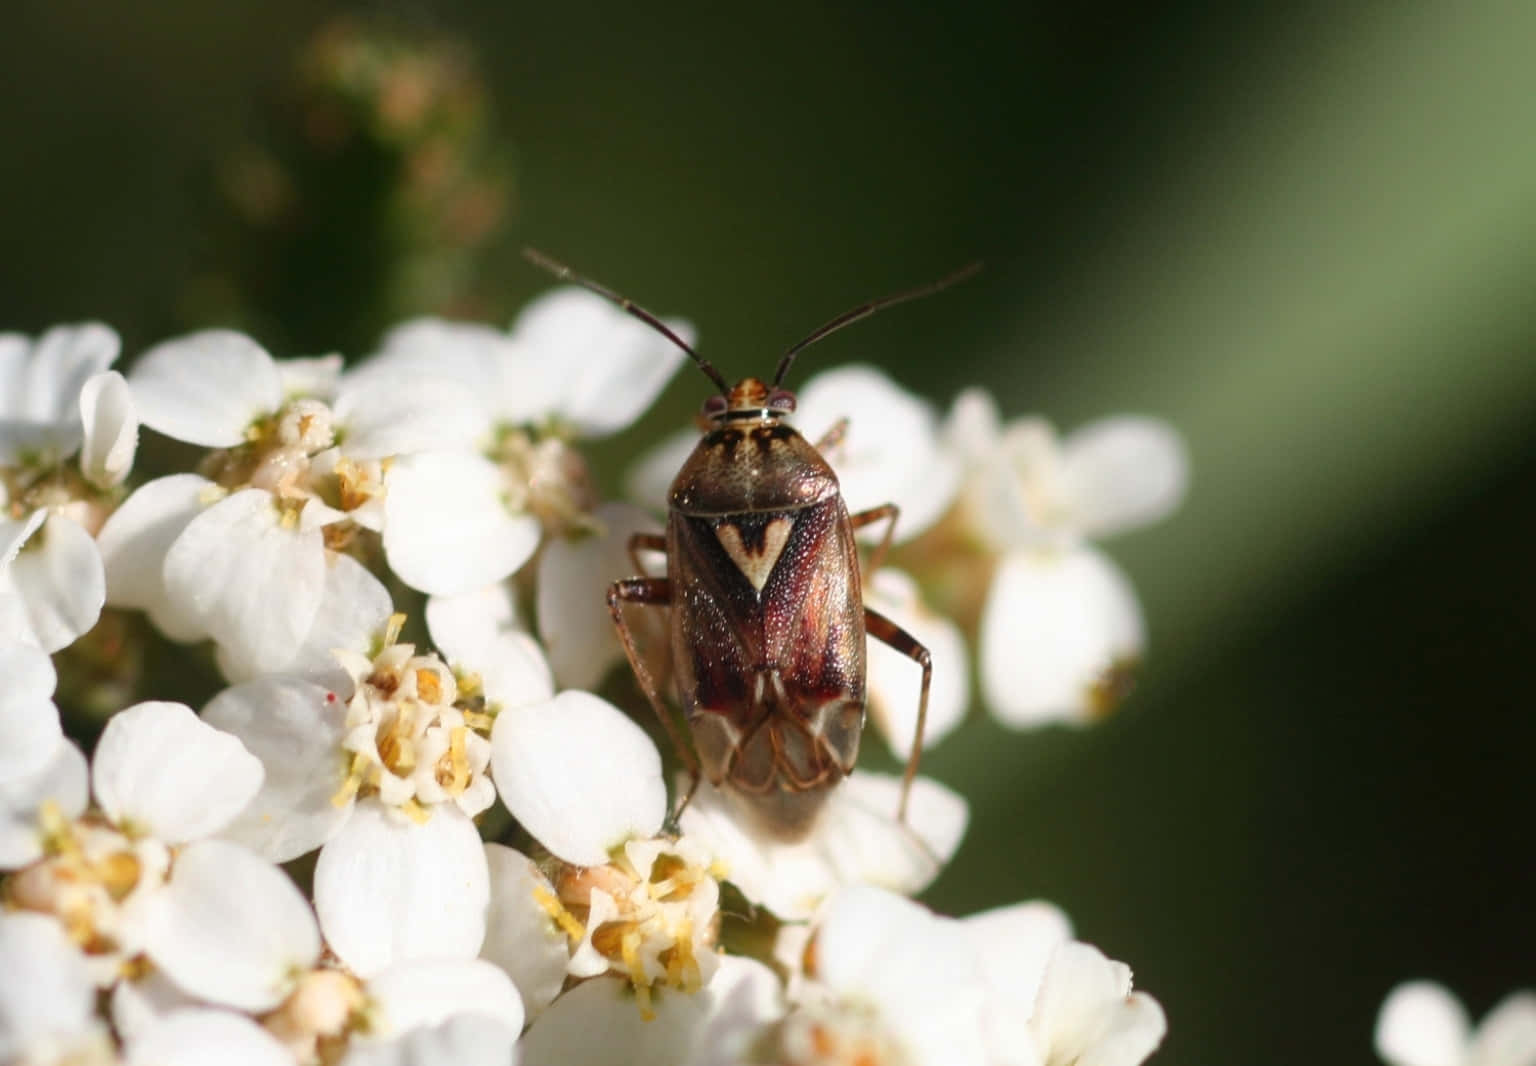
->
[668,497,866,791]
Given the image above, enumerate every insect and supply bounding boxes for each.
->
[524,248,979,841]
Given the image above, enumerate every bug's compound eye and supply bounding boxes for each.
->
[701,394,729,419]
[767,389,797,414]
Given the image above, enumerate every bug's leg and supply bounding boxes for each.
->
[849,502,900,576]
[863,606,930,823]
[608,578,701,820]
[626,532,667,578]
[814,417,850,454]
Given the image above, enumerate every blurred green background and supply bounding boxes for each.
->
[4,2,1534,1062]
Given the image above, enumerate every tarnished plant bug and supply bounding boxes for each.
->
[524,249,979,841]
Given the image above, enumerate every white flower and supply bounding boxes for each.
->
[678,771,967,922]
[0,701,263,987]
[778,884,991,1066]
[0,324,137,652]
[1026,941,1166,1066]
[0,323,124,472]
[519,955,782,1066]
[961,900,1074,1066]
[362,288,692,594]
[105,328,478,672]
[947,390,1186,727]
[1376,982,1536,1066]
[485,682,723,1017]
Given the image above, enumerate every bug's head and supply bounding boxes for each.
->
[701,378,797,424]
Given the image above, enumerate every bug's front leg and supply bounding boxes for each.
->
[607,576,702,822]
[864,605,931,823]
[849,502,900,576]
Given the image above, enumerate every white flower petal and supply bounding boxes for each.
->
[126,1008,293,1066]
[506,286,691,437]
[97,474,216,642]
[792,365,961,543]
[537,502,658,690]
[111,969,201,1045]
[333,377,486,459]
[480,844,570,1022]
[942,387,1003,464]
[217,552,392,688]
[1,513,104,652]
[1060,417,1187,540]
[203,676,353,862]
[963,902,1074,1066]
[1031,942,1165,1066]
[979,547,1145,728]
[92,700,263,843]
[163,488,326,673]
[1471,991,1536,1066]
[0,740,88,867]
[424,582,521,663]
[78,370,138,488]
[521,957,780,1066]
[366,318,512,409]
[0,912,96,1060]
[812,885,989,1066]
[340,1014,521,1066]
[865,568,969,761]
[383,451,541,596]
[1075,993,1167,1066]
[0,324,118,466]
[365,958,524,1040]
[278,353,345,400]
[315,801,489,978]
[1376,981,1473,1066]
[0,642,62,783]
[679,771,966,921]
[626,427,696,514]
[2,323,119,417]
[490,691,666,866]
[426,585,554,712]
[141,839,321,1011]
[130,330,282,447]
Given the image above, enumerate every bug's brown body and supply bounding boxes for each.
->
[522,248,971,842]
[668,409,867,838]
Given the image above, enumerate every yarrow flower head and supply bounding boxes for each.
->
[942,389,1188,728]
[1,271,1188,1066]
[1,323,138,652]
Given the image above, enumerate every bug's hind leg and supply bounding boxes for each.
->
[863,605,931,823]
[608,577,701,825]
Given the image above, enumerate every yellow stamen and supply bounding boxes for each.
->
[414,668,441,704]
[398,799,431,825]
[532,884,586,943]
[622,929,654,1021]
[331,755,368,807]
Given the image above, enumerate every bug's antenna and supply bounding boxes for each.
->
[772,261,983,388]
[522,248,730,397]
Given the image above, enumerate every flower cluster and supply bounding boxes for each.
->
[1,290,1180,1065]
